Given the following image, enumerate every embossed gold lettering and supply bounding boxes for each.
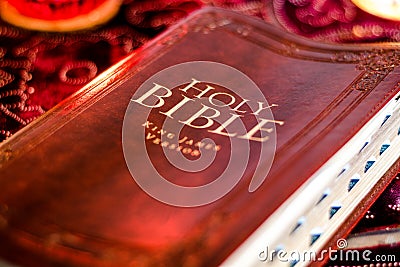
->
[132,83,172,108]
[238,118,284,142]
[179,78,215,98]
[208,113,243,137]
[160,95,194,118]
[179,104,220,129]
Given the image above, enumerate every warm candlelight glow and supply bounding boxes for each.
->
[351,0,400,21]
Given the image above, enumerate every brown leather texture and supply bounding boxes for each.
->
[0,8,399,267]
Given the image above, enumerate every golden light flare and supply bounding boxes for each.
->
[351,0,400,21]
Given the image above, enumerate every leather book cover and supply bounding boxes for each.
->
[0,7,399,267]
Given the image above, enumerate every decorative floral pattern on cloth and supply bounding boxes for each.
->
[272,0,400,42]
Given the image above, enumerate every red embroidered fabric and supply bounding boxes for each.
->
[272,0,400,42]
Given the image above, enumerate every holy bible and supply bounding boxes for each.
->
[0,7,400,267]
